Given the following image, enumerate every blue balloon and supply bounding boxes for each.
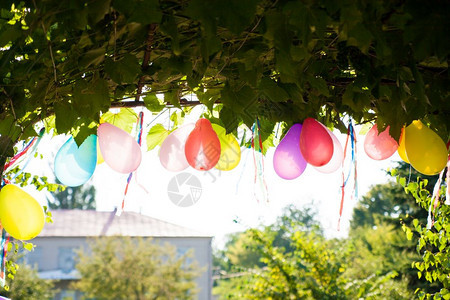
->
[54,135,97,187]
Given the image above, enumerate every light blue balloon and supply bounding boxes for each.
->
[54,135,97,187]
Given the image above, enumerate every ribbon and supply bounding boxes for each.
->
[338,120,357,230]
[0,227,9,287]
[117,112,144,216]
[251,118,268,203]
[3,128,45,173]
[445,159,450,206]
[427,167,445,229]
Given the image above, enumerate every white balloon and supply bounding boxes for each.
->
[314,128,343,174]
[159,124,195,172]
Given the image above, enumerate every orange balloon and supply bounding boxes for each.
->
[364,125,398,160]
[184,119,221,171]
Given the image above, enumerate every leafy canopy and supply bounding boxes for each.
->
[0,0,448,154]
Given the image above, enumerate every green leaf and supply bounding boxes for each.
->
[146,124,170,151]
[23,242,34,251]
[259,77,290,103]
[143,93,165,112]
[54,101,78,134]
[105,54,141,84]
[307,75,330,97]
[73,79,110,119]
[101,108,138,133]
[164,90,180,108]
[78,47,106,68]
[130,0,162,24]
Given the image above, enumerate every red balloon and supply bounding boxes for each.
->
[299,118,333,167]
[364,124,398,160]
[185,119,221,171]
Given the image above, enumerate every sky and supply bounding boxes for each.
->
[22,106,401,247]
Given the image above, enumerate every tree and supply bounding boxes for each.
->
[398,171,450,299]
[47,183,96,210]
[214,204,413,299]
[350,161,441,294]
[73,236,200,300]
[351,161,437,230]
[0,263,56,300]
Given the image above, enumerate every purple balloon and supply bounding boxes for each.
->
[273,124,307,180]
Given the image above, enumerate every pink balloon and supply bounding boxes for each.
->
[159,124,195,172]
[273,124,307,180]
[364,125,398,160]
[299,118,334,167]
[97,123,142,173]
[315,128,343,173]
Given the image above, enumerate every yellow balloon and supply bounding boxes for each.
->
[0,185,45,240]
[397,126,410,163]
[405,120,448,175]
[97,140,104,164]
[212,124,241,171]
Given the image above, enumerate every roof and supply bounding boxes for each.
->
[39,209,211,238]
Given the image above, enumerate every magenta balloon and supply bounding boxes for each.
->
[299,118,334,167]
[97,123,142,173]
[315,128,343,173]
[364,125,398,160]
[273,124,307,180]
[159,124,195,172]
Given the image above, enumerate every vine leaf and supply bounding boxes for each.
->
[146,124,170,151]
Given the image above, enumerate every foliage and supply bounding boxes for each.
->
[48,183,96,210]
[74,236,200,300]
[398,169,450,299]
[0,0,448,156]
[351,162,436,230]
[214,205,413,299]
[0,263,56,300]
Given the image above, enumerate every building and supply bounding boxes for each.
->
[25,209,212,300]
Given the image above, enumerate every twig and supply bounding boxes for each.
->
[135,24,157,102]
[32,0,58,85]
[214,15,263,79]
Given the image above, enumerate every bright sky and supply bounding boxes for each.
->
[23,106,401,247]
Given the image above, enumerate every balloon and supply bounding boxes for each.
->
[315,127,343,173]
[299,118,334,167]
[97,140,104,164]
[364,125,398,160]
[97,123,142,174]
[0,185,45,240]
[273,124,307,179]
[405,120,448,175]
[397,127,410,163]
[212,124,241,171]
[159,123,195,172]
[185,119,221,171]
[54,135,97,187]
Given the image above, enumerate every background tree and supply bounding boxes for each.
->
[0,263,56,300]
[213,204,413,299]
[47,182,96,210]
[350,161,442,294]
[351,161,437,230]
[74,236,200,300]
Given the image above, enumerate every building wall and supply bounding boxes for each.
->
[27,236,212,300]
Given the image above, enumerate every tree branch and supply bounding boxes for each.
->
[135,24,157,102]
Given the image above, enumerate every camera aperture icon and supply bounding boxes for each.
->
[167,173,202,207]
